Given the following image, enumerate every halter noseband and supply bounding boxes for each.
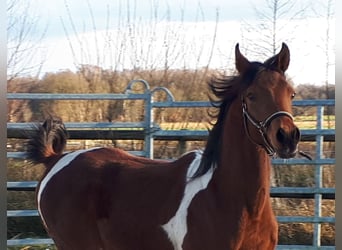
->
[241,97,294,156]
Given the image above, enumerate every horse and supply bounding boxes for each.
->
[27,43,300,250]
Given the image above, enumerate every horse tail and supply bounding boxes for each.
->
[27,116,68,165]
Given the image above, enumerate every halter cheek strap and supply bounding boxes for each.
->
[241,98,294,156]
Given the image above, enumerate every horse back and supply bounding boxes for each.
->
[37,147,197,249]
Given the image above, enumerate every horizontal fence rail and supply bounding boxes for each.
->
[7,80,335,249]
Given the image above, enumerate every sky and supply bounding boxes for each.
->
[8,0,335,86]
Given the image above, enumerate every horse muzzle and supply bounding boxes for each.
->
[268,118,301,158]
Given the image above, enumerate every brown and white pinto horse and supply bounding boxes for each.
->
[27,43,300,250]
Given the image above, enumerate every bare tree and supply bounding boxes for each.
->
[321,0,334,122]
[311,0,335,162]
[60,0,220,123]
[7,0,47,83]
[61,0,220,76]
[319,0,334,96]
[242,0,309,57]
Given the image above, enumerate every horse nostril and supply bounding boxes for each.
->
[276,128,286,143]
[277,127,300,144]
[293,127,301,142]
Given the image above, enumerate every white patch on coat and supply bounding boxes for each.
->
[37,147,100,228]
[161,150,214,250]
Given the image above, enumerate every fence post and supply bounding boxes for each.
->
[144,88,154,159]
[313,105,324,247]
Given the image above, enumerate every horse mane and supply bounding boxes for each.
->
[192,62,266,178]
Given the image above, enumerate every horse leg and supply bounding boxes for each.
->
[45,211,105,250]
[96,218,175,250]
[49,227,104,250]
[254,203,278,250]
[239,202,278,250]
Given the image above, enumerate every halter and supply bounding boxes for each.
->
[241,97,294,156]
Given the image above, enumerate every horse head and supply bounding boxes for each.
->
[236,43,300,158]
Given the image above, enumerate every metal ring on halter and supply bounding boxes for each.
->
[241,97,294,156]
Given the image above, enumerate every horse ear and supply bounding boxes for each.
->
[235,43,251,74]
[264,43,290,73]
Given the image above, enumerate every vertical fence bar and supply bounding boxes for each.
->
[144,89,154,159]
[313,105,324,247]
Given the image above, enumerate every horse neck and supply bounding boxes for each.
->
[214,99,272,195]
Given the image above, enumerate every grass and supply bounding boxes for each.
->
[294,115,335,129]
[158,115,335,130]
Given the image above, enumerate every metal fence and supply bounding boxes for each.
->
[7,80,335,249]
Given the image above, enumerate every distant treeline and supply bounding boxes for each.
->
[7,66,335,123]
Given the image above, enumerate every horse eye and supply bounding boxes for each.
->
[246,92,256,101]
[291,92,296,99]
